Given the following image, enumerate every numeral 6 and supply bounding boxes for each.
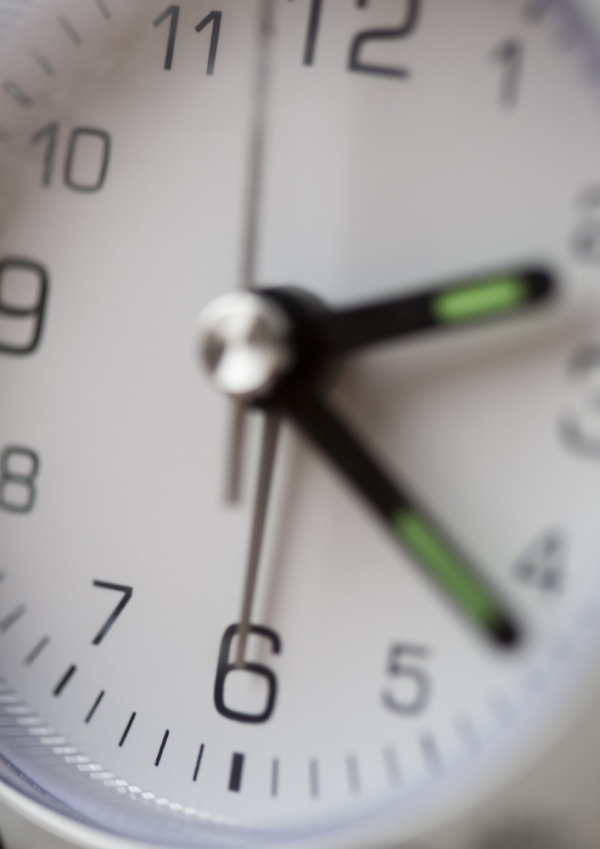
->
[214,624,281,724]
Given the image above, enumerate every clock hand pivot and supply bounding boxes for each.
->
[197,292,293,399]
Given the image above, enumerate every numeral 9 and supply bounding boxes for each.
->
[0,258,49,356]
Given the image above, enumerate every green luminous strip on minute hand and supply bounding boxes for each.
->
[285,392,520,649]
[431,276,528,323]
[395,510,506,635]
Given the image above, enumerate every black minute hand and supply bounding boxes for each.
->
[320,267,554,354]
[285,390,520,648]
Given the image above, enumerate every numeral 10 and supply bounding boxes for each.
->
[31,124,111,192]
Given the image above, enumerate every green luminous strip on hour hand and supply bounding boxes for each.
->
[432,276,528,324]
[394,509,518,646]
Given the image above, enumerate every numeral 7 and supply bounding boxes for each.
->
[92,581,133,645]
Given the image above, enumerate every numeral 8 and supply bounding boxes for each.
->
[0,447,40,514]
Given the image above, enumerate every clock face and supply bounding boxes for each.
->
[1,0,600,846]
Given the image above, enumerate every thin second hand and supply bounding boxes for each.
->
[236,413,280,668]
[224,399,246,503]
[241,0,274,292]
[224,0,275,503]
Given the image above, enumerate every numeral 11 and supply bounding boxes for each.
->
[153,6,222,75]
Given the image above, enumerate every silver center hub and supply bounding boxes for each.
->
[196,292,293,400]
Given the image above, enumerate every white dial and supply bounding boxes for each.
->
[0,1,600,847]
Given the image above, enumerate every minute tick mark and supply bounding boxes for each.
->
[346,755,361,795]
[2,82,32,107]
[383,746,402,785]
[155,730,169,766]
[119,712,136,747]
[29,49,55,75]
[271,758,279,797]
[93,0,111,19]
[193,744,205,782]
[309,759,319,799]
[0,604,26,633]
[488,692,514,724]
[522,0,551,22]
[420,734,443,772]
[455,714,478,749]
[58,16,82,46]
[229,753,244,792]
[53,665,77,697]
[23,636,50,666]
[85,691,105,723]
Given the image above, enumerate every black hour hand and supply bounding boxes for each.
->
[319,267,554,354]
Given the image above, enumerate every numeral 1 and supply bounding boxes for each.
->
[153,5,180,71]
[195,11,222,76]
[30,123,58,187]
[303,0,323,66]
[492,39,524,108]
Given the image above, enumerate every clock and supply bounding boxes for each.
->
[1,1,600,847]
